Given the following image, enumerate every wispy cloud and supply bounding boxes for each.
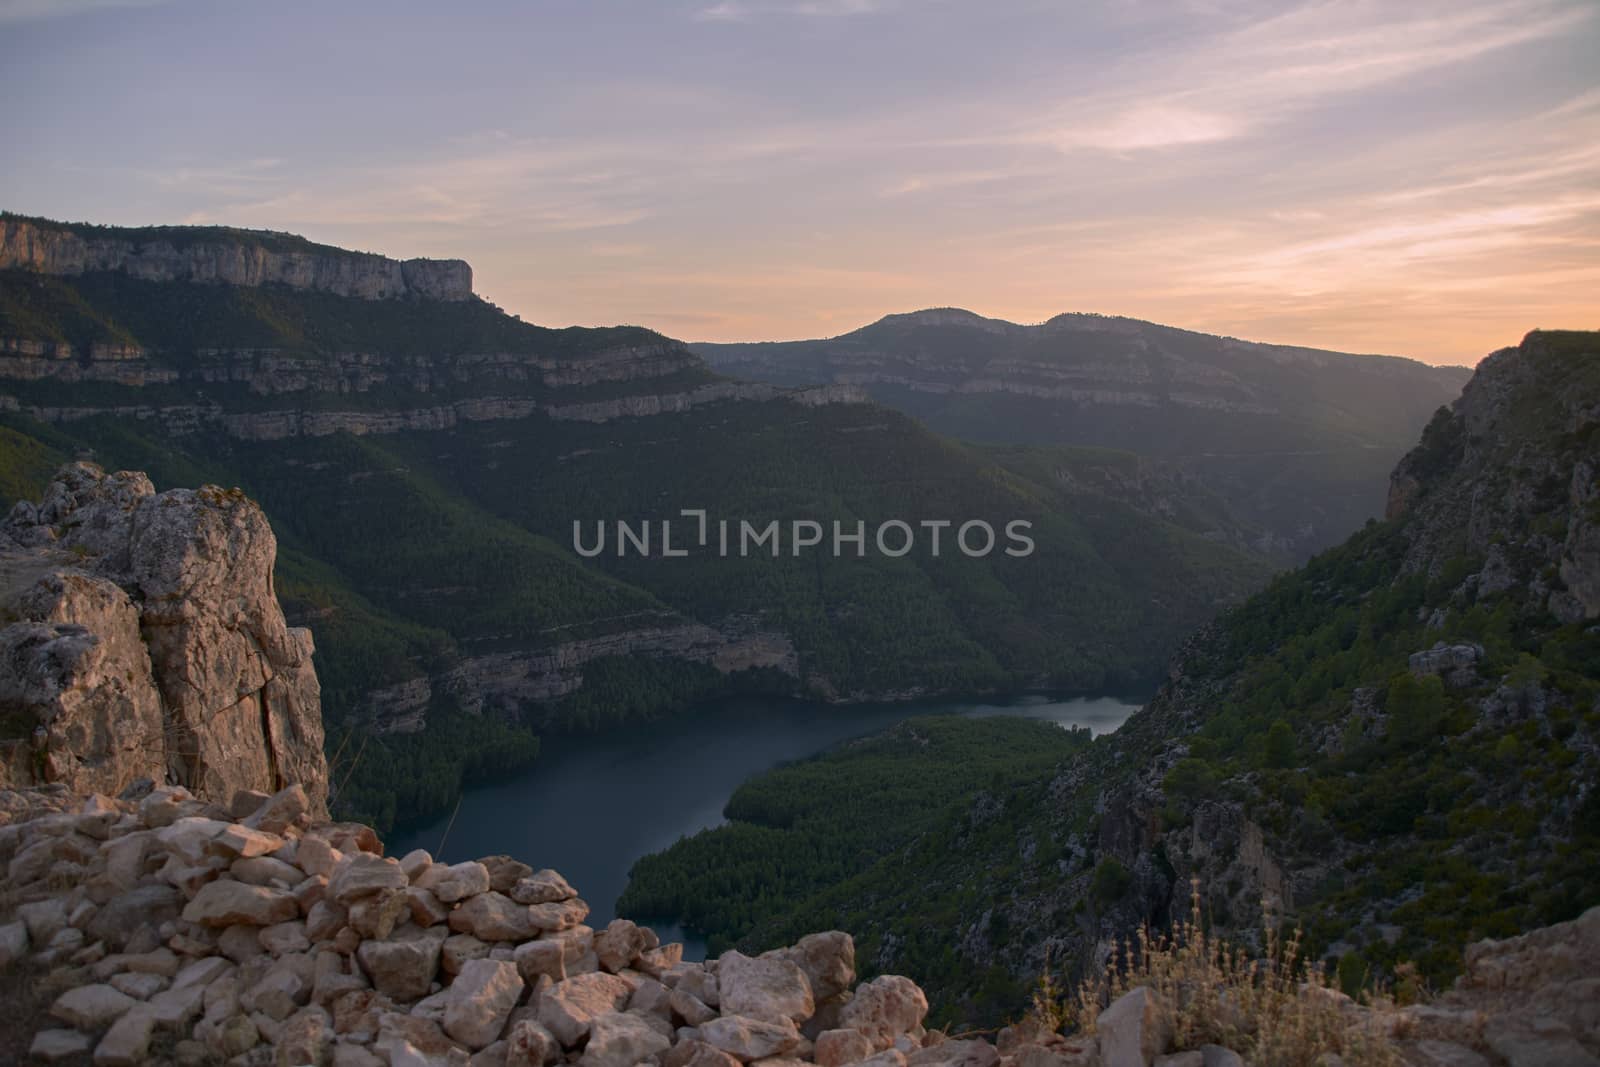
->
[692,0,893,20]
[1006,0,1596,155]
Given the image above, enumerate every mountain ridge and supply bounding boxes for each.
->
[694,311,1473,558]
[728,306,1465,369]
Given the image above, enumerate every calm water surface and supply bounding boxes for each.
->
[390,693,1140,958]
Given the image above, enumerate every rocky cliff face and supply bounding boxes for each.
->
[0,463,328,811]
[1,216,472,301]
[366,620,798,735]
[1387,329,1600,621]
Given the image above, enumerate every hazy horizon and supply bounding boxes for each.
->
[3,0,1597,365]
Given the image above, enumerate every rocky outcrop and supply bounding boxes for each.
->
[0,463,328,811]
[1387,330,1600,620]
[1,216,472,301]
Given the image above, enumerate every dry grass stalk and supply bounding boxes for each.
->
[1032,879,1407,1067]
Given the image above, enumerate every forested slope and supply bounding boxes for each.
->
[623,330,1600,1026]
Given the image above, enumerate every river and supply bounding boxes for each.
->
[388,692,1141,958]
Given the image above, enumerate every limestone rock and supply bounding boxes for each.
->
[448,891,538,942]
[776,931,855,1002]
[330,855,409,904]
[839,976,928,1051]
[441,959,521,1049]
[93,1007,156,1066]
[506,1019,561,1067]
[0,464,329,810]
[817,1027,876,1067]
[665,1038,744,1067]
[480,855,534,894]
[30,1028,95,1063]
[595,918,654,974]
[718,950,815,1025]
[1097,987,1172,1067]
[537,971,634,1046]
[51,982,139,1030]
[418,861,491,904]
[0,918,31,966]
[87,884,182,949]
[357,929,445,1000]
[671,989,718,1027]
[182,881,299,927]
[699,1013,804,1062]
[514,938,566,983]
[277,1006,334,1067]
[581,1010,673,1067]
[511,869,577,905]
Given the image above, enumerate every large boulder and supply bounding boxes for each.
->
[442,958,524,1050]
[510,870,576,905]
[448,891,538,942]
[417,861,491,904]
[718,950,815,1024]
[579,1011,673,1067]
[776,932,855,1002]
[839,976,928,1051]
[357,930,445,1000]
[181,881,299,927]
[330,855,408,904]
[536,971,634,1046]
[699,1014,804,1062]
[595,918,655,974]
[816,1028,875,1067]
[1097,987,1172,1067]
[50,983,138,1030]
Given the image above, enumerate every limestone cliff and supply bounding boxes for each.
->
[0,215,471,301]
[0,463,328,811]
[1387,328,1600,621]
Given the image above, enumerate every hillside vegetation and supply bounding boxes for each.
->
[623,330,1600,1026]
[0,226,1281,831]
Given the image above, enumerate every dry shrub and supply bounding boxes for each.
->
[1033,880,1407,1067]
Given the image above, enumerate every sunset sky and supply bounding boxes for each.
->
[3,0,1597,365]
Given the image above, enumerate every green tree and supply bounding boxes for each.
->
[1264,720,1296,769]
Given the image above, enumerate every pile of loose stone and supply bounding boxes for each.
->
[0,782,1105,1067]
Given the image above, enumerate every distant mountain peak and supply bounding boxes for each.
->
[868,307,1026,334]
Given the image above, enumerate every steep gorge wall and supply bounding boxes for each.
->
[0,216,472,301]
[0,463,329,811]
